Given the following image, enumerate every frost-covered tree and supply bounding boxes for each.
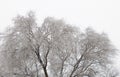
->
[0,12,116,77]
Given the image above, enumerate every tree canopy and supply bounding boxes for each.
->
[0,12,117,77]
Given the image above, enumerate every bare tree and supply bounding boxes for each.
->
[104,66,119,77]
[0,12,116,77]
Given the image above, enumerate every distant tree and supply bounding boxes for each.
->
[0,12,116,77]
[105,67,119,77]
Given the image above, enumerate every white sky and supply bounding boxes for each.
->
[0,0,120,70]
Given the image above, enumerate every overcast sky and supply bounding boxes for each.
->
[0,0,120,70]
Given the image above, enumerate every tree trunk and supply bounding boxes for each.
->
[43,67,48,77]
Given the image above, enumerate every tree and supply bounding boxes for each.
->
[0,12,116,77]
[104,66,119,77]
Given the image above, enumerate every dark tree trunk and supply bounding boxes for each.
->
[43,66,48,77]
